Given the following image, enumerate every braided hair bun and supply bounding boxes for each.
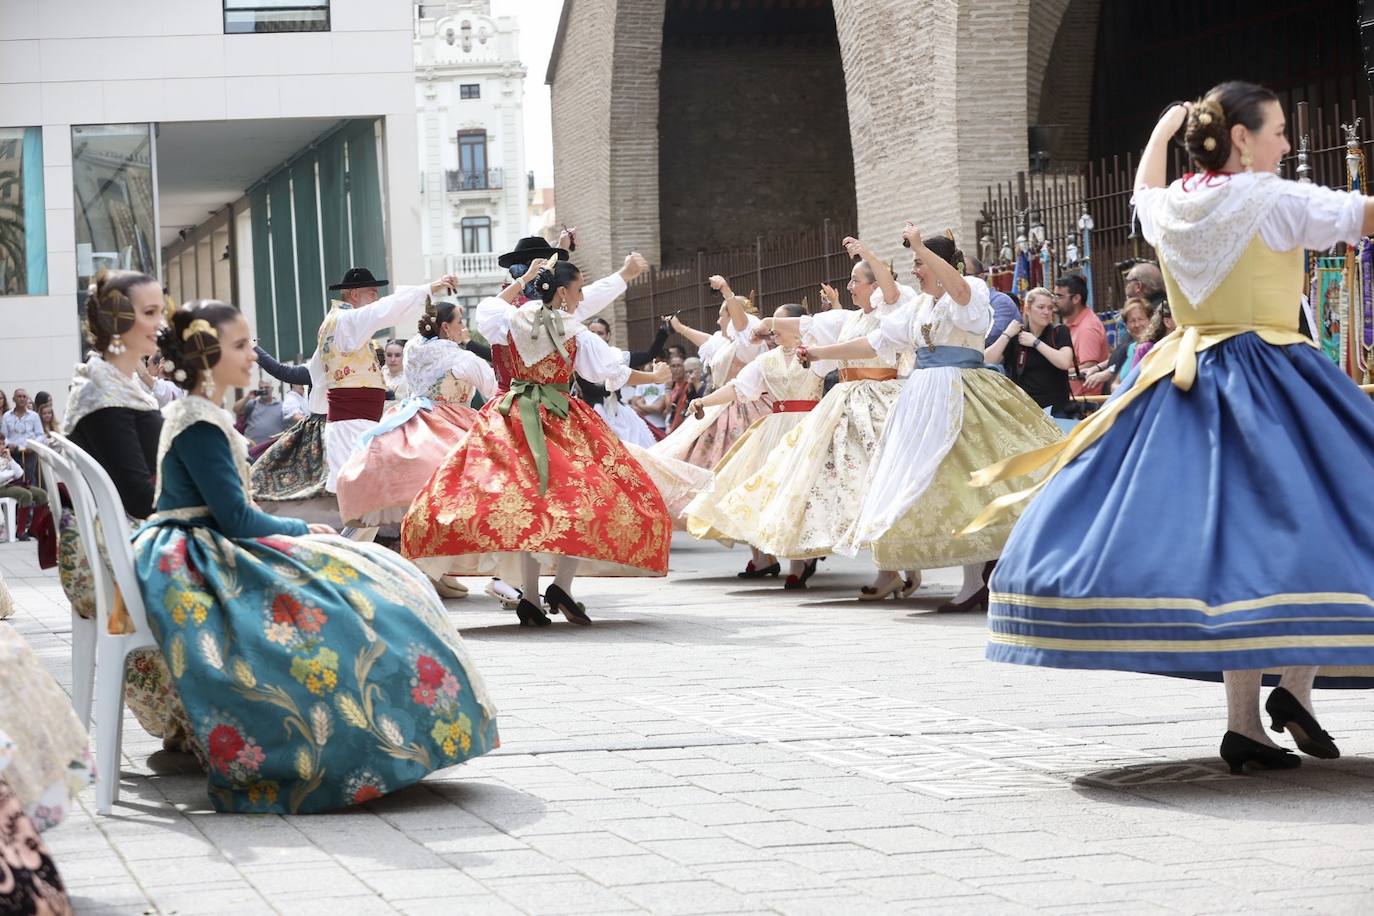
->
[417,299,457,338]
[1183,81,1279,173]
[157,300,240,391]
[85,268,157,354]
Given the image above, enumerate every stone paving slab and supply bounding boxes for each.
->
[5,535,1374,915]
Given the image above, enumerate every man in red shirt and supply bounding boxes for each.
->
[1054,274,1110,396]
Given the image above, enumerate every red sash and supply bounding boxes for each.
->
[326,388,385,423]
[772,400,818,414]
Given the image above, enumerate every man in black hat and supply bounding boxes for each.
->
[314,266,459,496]
[496,233,649,325]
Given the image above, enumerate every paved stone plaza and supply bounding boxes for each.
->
[6,535,1374,915]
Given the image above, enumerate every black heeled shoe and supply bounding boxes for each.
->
[1219,731,1301,775]
[544,583,591,626]
[937,587,988,613]
[1266,687,1340,759]
[738,560,780,579]
[516,598,551,628]
[783,559,820,591]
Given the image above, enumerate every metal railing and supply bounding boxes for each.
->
[445,251,504,278]
[445,168,503,192]
[623,219,858,350]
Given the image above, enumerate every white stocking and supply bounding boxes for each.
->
[553,557,579,593]
[952,564,985,603]
[1224,670,1278,746]
[520,553,541,604]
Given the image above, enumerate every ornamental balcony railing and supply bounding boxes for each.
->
[445,168,503,191]
[445,251,504,278]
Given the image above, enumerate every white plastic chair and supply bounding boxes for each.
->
[0,496,15,542]
[26,439,101,730]
[61,437,159,815]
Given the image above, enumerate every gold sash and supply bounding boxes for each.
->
[961,323,1314,534]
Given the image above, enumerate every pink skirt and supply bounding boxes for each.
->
[336,402,480,526]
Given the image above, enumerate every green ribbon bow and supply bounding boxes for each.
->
[530,304,568,362]
[498,379,571,494]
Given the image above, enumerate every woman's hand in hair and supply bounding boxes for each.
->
[1156,101,1191,137]
[520,259,548,284]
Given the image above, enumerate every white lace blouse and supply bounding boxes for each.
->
[868,281,990,364]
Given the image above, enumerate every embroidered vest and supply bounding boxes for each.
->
[319,304,385,390]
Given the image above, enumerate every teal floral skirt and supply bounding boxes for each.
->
[132,515,498,814]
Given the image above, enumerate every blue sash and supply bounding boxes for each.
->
[916,346,984,370]
[352,396,433,454]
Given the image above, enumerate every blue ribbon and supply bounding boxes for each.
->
[352,396,433,454]
[916,346,985,370]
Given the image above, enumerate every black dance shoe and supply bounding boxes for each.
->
[544,583,591,626]
[516,598,551,628]
[798,558,820,585]
[1219,731,1301,775]
[1266,687,1340,759]
[937,587,988,613]
[738,560,780,579]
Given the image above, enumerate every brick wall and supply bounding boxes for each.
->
[1035,0,1099,166]
[657,40,857,264]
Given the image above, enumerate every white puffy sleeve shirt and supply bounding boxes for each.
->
[330,285,431,353]
[1134,173,1365,251]
[866,280,989,363]
[572,330,633,391]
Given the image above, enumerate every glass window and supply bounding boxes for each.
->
[71,124,157,293]
[225,0,329,34]
[457,131,487,188]
[0,128,47,296]
[460,84,480,100]
[461,217,491,253]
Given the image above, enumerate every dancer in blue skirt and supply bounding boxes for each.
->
[968,81,1374,774]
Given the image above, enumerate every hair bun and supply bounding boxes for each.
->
[1185,96,1230,172]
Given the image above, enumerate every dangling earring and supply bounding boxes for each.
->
[108,333,127,356]
[1240,150,1253,171]
[201,369,216,399]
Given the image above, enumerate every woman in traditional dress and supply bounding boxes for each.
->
[682,304,827,587]
[132,301,496,812]
[709,240,921,599]
[580,317,712,529]
[381,339,408,400]
[335,299,496,597]
[401,258,673,628]
[968,83,1374,773]
[61,268,199,752]
[0,616,92,832]
[651,279,773,476]
[797,226,1062,611]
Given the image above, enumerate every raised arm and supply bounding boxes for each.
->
[333,274,458,352]
[254,346,313,387]
[844,237,898,305]
[1135,103,1188,192]
[902,223,971,306]
[983,318,1023,364]
[669,315,713,349]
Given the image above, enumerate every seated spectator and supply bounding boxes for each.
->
[1053,274,1110,395]
[1,389,44,484]
[235,382,289,447]
[984,286,1076,417]
[0,440,48,540]
[1086,297,1153,395]
[1132,302,1174,368]
[683,356,706,399]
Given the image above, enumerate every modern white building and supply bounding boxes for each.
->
[0,0,424,406]
[413,1,529,319]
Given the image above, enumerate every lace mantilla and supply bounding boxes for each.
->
[63,352,158,433]
[1146,172,1285,308]
[154,396,252,503]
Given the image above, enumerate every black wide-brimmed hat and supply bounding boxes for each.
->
[498,236,569,269]
[328,267,388,290]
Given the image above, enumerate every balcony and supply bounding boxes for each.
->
[446,168,503,192]
[445,251,505,280]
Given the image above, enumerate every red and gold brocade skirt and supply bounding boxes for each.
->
[335,401,480,527]
[400,397,670,577]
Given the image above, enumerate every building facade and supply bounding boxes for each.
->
[0,0,423,402]
[414,0,529,319]
[546,0,1365,325]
